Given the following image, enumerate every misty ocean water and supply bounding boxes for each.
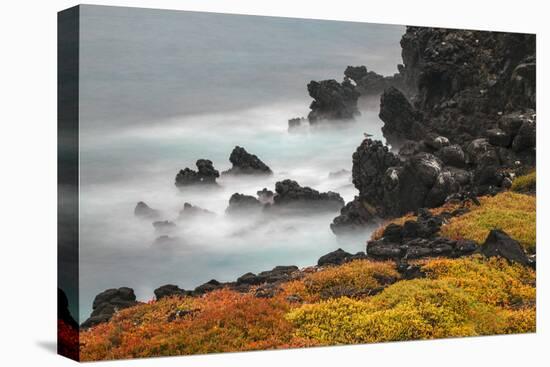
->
[76,5,405,321]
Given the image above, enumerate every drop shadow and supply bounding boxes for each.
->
[36,340,57,354]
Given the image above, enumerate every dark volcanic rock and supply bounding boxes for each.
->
[344,65,407,96]
[485,128,511,147]
[512,119,536,152]
[154,284,190,300]
[257,188,274,204]
[271,179,344,212]
[367,236,477,261]
[236,265,299,287]
[134,201,160,219]
[318,248,352,266]
[194,279,223,295]
[481,229,530,266]
[396,260,426,280]
[257,265,299,283]
[178,202,215,220]
[175,159,219,187]
[335,27,536,241]
[225,193,263,214]
[339,138,465,232]
[437,144,466,167]
[81,287,138,329]
[236,272,263,286]
[330,196,377,235]
[307,79,360,123]
[350,139,400,217]
[379,87,425,143]
[223,146,272,175]
[366,210,477,261]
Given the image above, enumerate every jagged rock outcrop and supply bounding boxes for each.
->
[353,139,461,217]
[81,287,138,329]
[175,159,219,187]
[344,65,408,96]
[222,146,272,175]
[395,27,536,144]
[270,179,344,212]
[379,87,426,144]
[332,28,535,233]
[307,79,360,123]
[134,201,160,219]
[225,193,263,214]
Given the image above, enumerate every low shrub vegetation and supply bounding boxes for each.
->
[511,170,536,193]
[440,192,536,252]
[287,257,535,345]
[281,260,399,302]
[80,289,313,361]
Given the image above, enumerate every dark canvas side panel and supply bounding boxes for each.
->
[57,5,80,362]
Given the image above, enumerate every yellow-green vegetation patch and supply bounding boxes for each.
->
[287,257,535,345]
[281,260,399,302]
[511,170,536,193]
[440,192,535,253]
[418,255,535,307]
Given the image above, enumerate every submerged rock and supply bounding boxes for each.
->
[152,220,176,234]
[223,146,272,175]
[81,287,138,329]
[175,159,219,187]
[178,202,215,220]
[153,235,181,247]
[225,193,263,214]
[330,197,377,235]
[288,117,307,131]
[134,201,160,219]
[257,188,274,204]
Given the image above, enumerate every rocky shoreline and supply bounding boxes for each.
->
[80,26,536,331]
